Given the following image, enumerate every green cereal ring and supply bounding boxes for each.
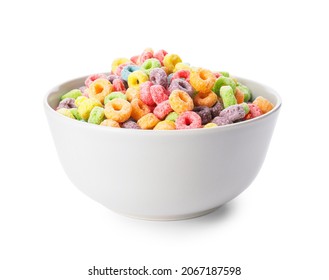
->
[69,108,82,120]
[220,86,237,108]
[141,58,162,75]
[56,108,75,119]
[241,102,250,114]
[219,71,230,77]
[236,84,252,102]
[60,89,82,100]
[212,76,236,96]
[165,112,179,122]
[104,91,127,104]
[88,106,105,125]
[78,98,102,120]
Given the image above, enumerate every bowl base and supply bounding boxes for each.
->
[115,206,221,221]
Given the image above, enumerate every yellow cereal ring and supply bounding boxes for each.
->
[163,54,182,73]
[56,108,75,119]
[193,91,218,107]
[173,62,191,72]
[127,70,149,90]
[131,98,151,121]
[253,96,274,114]
[154,120,176,130]
[169,90,194,114]
[111,57,130,73]
[100,119,120,128]
[125,87,140,102]
[204,123,217,128]
[104,98,132,123]
[137,113,160,129]
[189,68,216,94]
[78,98,102,121]
[75,96,88,107]
[89,78,113,104]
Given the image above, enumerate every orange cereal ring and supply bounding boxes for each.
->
[89,78,113,104]
[104,98,132,123]
[131,98,151,120]
[189,68,216,94]
[100,119,120,128]
[154,120,176,130]
[169,90,194,114]
[253,96,274,114]
[137,113,160,129]
[193,91,218,107]
[234,87,245,104]
[125,87,140,102]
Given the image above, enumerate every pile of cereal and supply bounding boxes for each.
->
[56,48,274,130]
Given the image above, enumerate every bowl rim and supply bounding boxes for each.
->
[44,74,282,135]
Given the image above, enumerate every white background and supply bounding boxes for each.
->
[1,0,328,279]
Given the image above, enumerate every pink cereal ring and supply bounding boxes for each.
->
[130,55,140,64]
[139,50,153,65]
[140,81,156,106]
[150,85,169,105]
[172,70,190,82]
[154,49,168,65]
[112,78,126,92]
[176,111,202,130]
[153,100,173,120]
[85,73,107,87]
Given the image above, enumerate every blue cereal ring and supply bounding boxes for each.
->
[121,65,140,81]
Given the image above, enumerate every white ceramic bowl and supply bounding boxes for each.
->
[44,76,281,220]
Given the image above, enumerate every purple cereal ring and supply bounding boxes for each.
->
[168,78,194,97]
[210,101,223,118]
[149,68,168,88]
[56,98,76,110]
[193,106,212,125]
[107,74,121,83]
[121,120,141,129]
[219,104,246,122]
[212,116,232,126]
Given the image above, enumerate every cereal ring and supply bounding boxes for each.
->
[127,70,149,90]
[88,106,105,125]
[75,96,88,107]
[153,100,173,120]
[125,87,140,102]
[212,116,231,126]
[189,68,216,94]
[139,49,154,65]
[193,91,218,107]
[112,78,127,92]
[141,58,162,75]
[244,104,262,120]
[154,49,168,65]
[78,98,102,121]
[193,106,212,125]
[149,68,168,88]
[89,78,113,104]
[56,108,75,119]
[150,85,169,105]
[107,74,121,83]
[115,62,133,76]
[212,76,236,96]
[210,101,223,118]
[172,70,190,82]
[241,103,250,115]
[140,81,155,106]
[168,79,194,97]
[154,120,176,130]
[60,89,82,100]
[104,98,132,123]
[204,123,217,128]
[173,62,190,72]
[165,112,179,122]
[137,113,160,129]
[163,54,182,73]
[69,108,82,120]
[234,87,245,104]
[104,91,127,104]
[130,98,151,120]
[220,86,237,108]
[175,111,202,130]
[130,55,140,65]
[111,58,131,73]
[169,90,194,114]
[253,96,274,114]
[219,104,246,122]
[56,98,77,110]
[100,119,120,128]
[236,84,252,102]
[121,65,140,81]
[85,74,107,87]
[121,119,141,129]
